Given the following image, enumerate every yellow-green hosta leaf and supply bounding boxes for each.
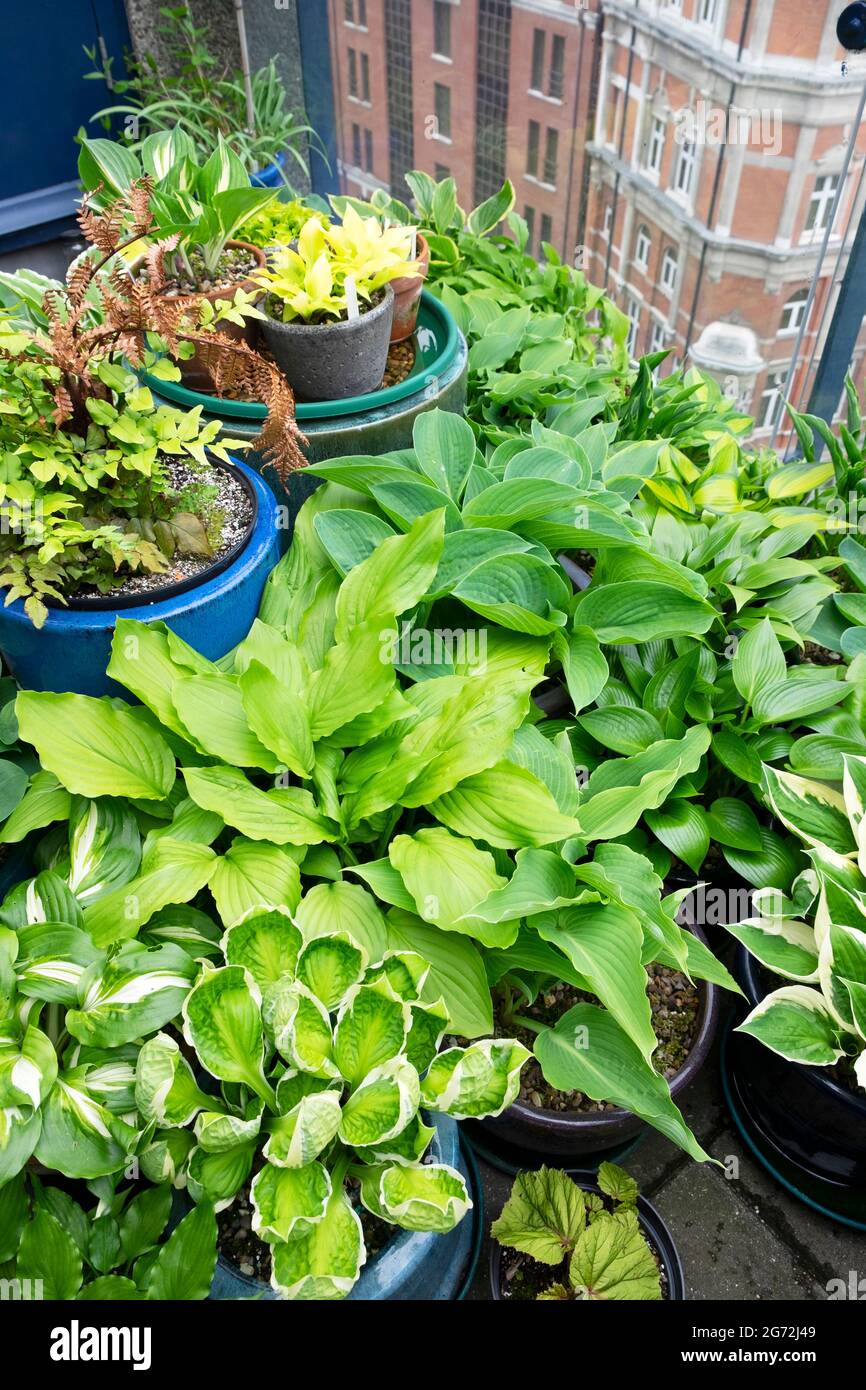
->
[264,1091,342,1168]
[135,1032,211,1126]
[270,1186,365,1300]
[222,906,302,989]
[307,618,399,739]
[463,848,580,924]
[766,460,835,499]
[183,965,272,1103]
[334,508,446,642]
[570,1209,661,1300]
[420,1038,530,1119]
[15,692,175,800]
[187,1141,255,1206]
[295,882,389,964]
[762,765,855,855]
[723,917,819,983]
[736,985,846,1065]
[386,911,493,1039]
[82,840,217,949]
[491,1166,586,1264]
[358,1160,470,1234]
[182,765,336,846]
[194,1107,262,1154]
[429,762,582,849]
[65,942,197,1049]
[106,618,212,741]
[339,1056,420,1147]
[209,837,302,927]
[239,659,314,777]
[267,978,339,1080]
[333,980,409,1087]
[297,934,367,1010]
[138,1129,195,1187]
[388,827,516,947]
[574,843,689,975]
[252,1160,331,1243]
[171,674,281,771]
[0,771,71,845]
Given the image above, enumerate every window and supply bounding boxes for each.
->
[434,82,452,140]
[433,1,452,59]
[345,0,354,21]
[364,128,374,172]
[351,122,362,166]
[540,212,553,246]
[361,52,370,102]
[805,174,840,236]
[660,247,678,294]
[603,203,613,236]
[435,162,451,181]
[348,48,358,97]
[698,0,718,22]
[635,223,651,269]
[358,0,367,24]
[543,127,559,186]
[626,296,640,355]
[780,288,808,334]
[760,370,786,429]
[674,138,696,196]
[647,116,665,174]
[527,119,540,176]
[550,36,565,101]
[649,320,667,354]
[531,28,545,91]
[524,204,536,253]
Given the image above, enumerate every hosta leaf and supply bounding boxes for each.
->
[143,1200,217,1301]
[736,985,845,1065]
[82,840,216,949]
[222,906,302,989]
[35,1072,138,1179]
[465,848,580,923]
[16,692,175,800]
[552,626,608,715]
[389,828,516,947]
[65,942,197,1048]
[429,761,582,849]
[358,1161,470,1233]
[135,1031,211,1126]
[338,1056,420,1146]
[419,1038,530,1118]
[210,837,302,926]
[334,508,445,642]
[723,918,819,982]
[270,1187,364,1300]
[298,934,367,1010]
[762,765,855,854]
[308,618,398,739]
[412,407,476,499]
[239,659,314,778]
[572,583,716,643]
[0,771,70,845]
[268,979,338,1080]
[106,618,210,741]
[732,618,786,704]
[333,981,408,1087]
[172,674,281,770]
[183,965,272,1102]
[645,800,710,874]
[183,765,335,846]
[295,882,389,964]
[17,1209,82,1300]
[264,1091,342,1168]
[387,911,493,1038]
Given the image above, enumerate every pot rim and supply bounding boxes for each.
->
[47,453,258,611]
[262,283,394,332]
[390,233,431,293]
[132,240,267,306]
[498,922,720,1136]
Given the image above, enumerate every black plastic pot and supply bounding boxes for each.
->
[489,1181,685,1301]
[723,946,866,1228]
[470,926,720,1171]
[261,286,395,402]
[666,865,753,956]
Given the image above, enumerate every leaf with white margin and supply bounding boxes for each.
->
[35,1070,139,1179]
[210,837,302,927]
[365,950,429,1001]
[0,1025,57,1109]
[264,1090,342,1167]
[183,965,274,1103]
[736,985,846,1065]
[252,1160,331,1243]
[297,934,367,1011]
[270,1186,365,1300]
[140,904,223,958]
[66,797,141,905]
[135,1032,212,1126]
[389,827,517,948]
[333,979,410,1087]
[195,1106,263,1154]
[13,923,102,1007]
[339,1056,420,1147]
[222,906,302,989]
[353,1112,436,1165]
[357,1161,471,1233]
[139,1128,195,1187]
[0,1105,41,1185]
[820,919,866,1032]
[187,1141,255,1208]
[842,753,866,876]
[274,1070,337,1113]
[294,881,388,964]
[267,978,339,1080]
[420,1039,530,1119]
[66,942,197,1048]
[762,765,855,855]
[723,917,820,983]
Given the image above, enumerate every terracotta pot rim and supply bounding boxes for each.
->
[132,239,267,305]
[390,232,431,294]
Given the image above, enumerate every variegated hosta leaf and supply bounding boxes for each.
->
[569,1209,661,1301]
[736,985,847,1066]
[270,1186,365,1301]
[183,965,274,1103]
[136,1031,212,1126]
[405,998,448,1074]
[139,1128,196,1187]
[34,1069,139,1179]
[221,905,302,990]
[843,753,866,876]
[762,765,856,856]
[338,1056,420,1147]
[140,905,223,958]
[297,933,367,1011]
[275,1070,337,1113]
[80,1056,138,1114]
[420,1039,531,1119]
[268,979,339,1080]
[13,923,102,1006]
[0,1024,57,1109]
[187,1141,255,1209]
[357,1160,471,1233]
[819,920,866,1036]
[1,869,84,930]
[195,1104,263,1154]
[66,797,141,905]
[0,1104,42,1184]
[333,979,410,1087]
[66,942,197,1048]
[364,950,429,1001]
[722,917,819,983]
[251,1159,331,1243]
[264,1090,342,1167]
[353,1111,436,1165]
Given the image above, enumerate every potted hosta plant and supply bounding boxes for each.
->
[490,1164,684,1300]
[0,182,306,695]
[253,208,420,401]
[386,232,430,345]
[722,757,866,1223]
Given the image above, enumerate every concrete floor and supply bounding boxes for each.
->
[465,1004,863,1301]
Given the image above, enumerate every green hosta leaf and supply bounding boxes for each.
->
[551,626,608,714]
[419,1039,530,1118]
[314,509,397,574]
[135,1032,211,1126]
[723,918,819,982]
[339,1056,420,1146]
[143,1200,217,1301]
[172,674,281,770]
[298,935,367,1010]
[264,1091,342,1168]
[579,706,665,756]
[386,912,492,1038]
[210,837,302,926]
[751,676,851,727]
[534,1004,712,1162]
[0,771,71,845]
[453,553,571,635]
[183,965,272,1102]
[268,979,338,1080]
[118,1185,173,1265]
[705,798,762,851]
[17,1209,82,1300]
[295,882,389,964]
[570,1209,661,1300]
[572,583,716,643]
[721,826,805,892]
[429,761,582,849]
[222,906,302,989]
[389,828,515,947]
[736,985,846,1065]
[732,618,786,705]
[536,904,657,1061]
[712,730,763,785]
[762,765,855,855]
[239,660,314,778]
[464,848,580,923]
[645,800,710,874]
[78,1276,144,1300]
[573,843,688,974]
[270,1186,364,1300]
[183,765,335,847]
[187,1141,255,1206]
[412,408,476,499]
[65,942,197,1048]
[82,840,216,949]
[426,529,535,598]
[578,726,711,842]
[358,1161,470,1233]
[16,692,175,799]
[334,509,445,642]
[0,1171,27,1262]
[491,1166,586,1264]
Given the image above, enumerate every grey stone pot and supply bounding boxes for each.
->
[261,286,395,402]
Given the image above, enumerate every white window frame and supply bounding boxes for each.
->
[660,247,678,296]
[635,223,651,270]
[603,204,613,236]
[697,0,719,25]
[673,139,697,199]
[760,370,786,429]
[779,289,808,335]
[626,296,640,356]
[649,320,667,354]
[802,174,840,243]
[646,116,665,177]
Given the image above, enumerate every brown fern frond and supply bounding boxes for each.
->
[128,177,156,239]
[51,384,74,427]
[65,256,96,312]
[143,235,180,295]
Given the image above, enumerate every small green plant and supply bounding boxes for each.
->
[492,1163,662,1300]
[243,198,329,252]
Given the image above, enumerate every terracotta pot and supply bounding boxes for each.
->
[171,240,267,392]
[389,233,430,343]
